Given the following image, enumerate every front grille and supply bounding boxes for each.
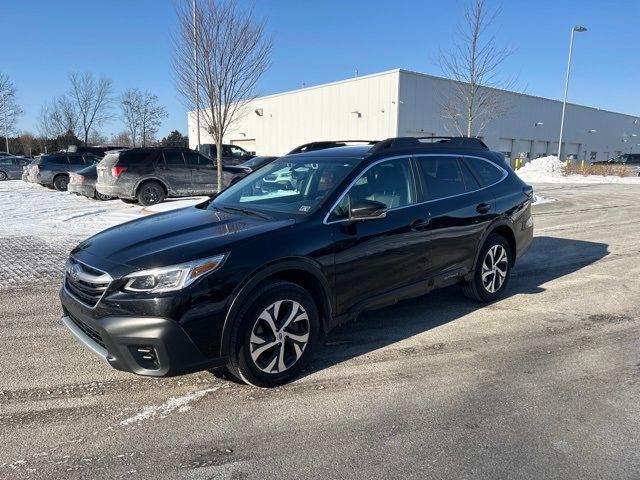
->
[68,313,106,350]
[65,257,112,308]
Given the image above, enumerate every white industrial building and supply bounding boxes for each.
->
[188,69,639,166]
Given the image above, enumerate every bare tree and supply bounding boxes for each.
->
[110,130,133,147]
[49,95,80,137]
[174,0,272,189]
[0,73,24,147]
[36,104,54,153]
[138,91,168,147]
[120,89,141,147]
[17,132,36,156]
[68,72,114,145]
[439,0,515,137]
[88,129,108,145]
[120,88,167,147]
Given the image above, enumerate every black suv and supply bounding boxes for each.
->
[197,143,254,165]
[95,147,250,206]
[60,137,534,387]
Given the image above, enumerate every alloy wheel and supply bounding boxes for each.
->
[481,244,508,293]
[0,171,7,181]
[142,185,160,204]
[249,299,310,374]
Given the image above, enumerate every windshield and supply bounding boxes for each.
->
[211,156,360,217]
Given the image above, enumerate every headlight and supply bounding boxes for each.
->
[122,254,227,293]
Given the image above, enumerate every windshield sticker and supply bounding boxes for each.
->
[299,205,311,212]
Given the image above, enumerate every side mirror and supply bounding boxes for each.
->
[349,199,387,221]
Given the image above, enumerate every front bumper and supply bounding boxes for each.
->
[60,288,227,376]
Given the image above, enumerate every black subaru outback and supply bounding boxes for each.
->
[60,137,534,387]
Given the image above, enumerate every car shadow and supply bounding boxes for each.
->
[305,235,609,377]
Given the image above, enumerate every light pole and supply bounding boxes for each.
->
[1,94,9,154]
[557,25,587,159]
[193,0,201,151]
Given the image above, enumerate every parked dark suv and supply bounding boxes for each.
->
[32,152,102,190]
[60,137,534,387]
[95,147,250,206]
[198,143,254,165]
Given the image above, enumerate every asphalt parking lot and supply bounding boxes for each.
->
[1,183,639,479]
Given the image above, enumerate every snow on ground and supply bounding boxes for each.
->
[1,181,208,244]
[532,194,555,205]
[516,155,640,184]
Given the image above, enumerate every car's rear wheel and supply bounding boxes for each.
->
[228,281,319,387]
[0,171,7,181]
[137,181,165,206]
[463,233,512,302]
[95,191,114,201]
[53,174,69,191]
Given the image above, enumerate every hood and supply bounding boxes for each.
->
[71,206,294,275]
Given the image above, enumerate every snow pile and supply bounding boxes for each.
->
[1,181,208,244]
[516,155,640,185]
[532,194,555,205]
[516,156,565,181]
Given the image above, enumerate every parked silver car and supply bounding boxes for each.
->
[32,153,101,191]
[0,156,32,180]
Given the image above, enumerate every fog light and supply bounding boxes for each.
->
[130,345,159,370]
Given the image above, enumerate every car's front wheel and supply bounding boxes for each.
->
[53,174,69,191]
[228,281,319,387]
[463,233,512,302]
[0,171,7,181]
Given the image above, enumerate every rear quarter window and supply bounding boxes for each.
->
[463,157,505,187]
[42,156,69,165]
[120,150,159,165]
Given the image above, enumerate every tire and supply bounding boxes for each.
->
[95,191,114,201]
[53,174,69,191]
[137,181,165,206]
[463,233,512,302]
[0,171,7,181]
[227,281,319,388]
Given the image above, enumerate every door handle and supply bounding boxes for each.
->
[476,202,491,214]
[410,217,431,231]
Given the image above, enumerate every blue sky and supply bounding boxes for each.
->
[3,0,639,139]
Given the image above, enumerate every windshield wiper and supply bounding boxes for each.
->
[215,205,272,220]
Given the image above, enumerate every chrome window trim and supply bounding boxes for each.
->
[323,153,508,225]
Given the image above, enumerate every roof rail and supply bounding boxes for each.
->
[287,140,378,155]
[368,136,488,154]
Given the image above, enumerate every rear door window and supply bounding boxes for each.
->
[185,151,214,168]
[68,155,85,165]
[417,157,467,199]
[463,157,505,187]
[163,150,186,166]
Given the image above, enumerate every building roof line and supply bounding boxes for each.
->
[398,69,639,120]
